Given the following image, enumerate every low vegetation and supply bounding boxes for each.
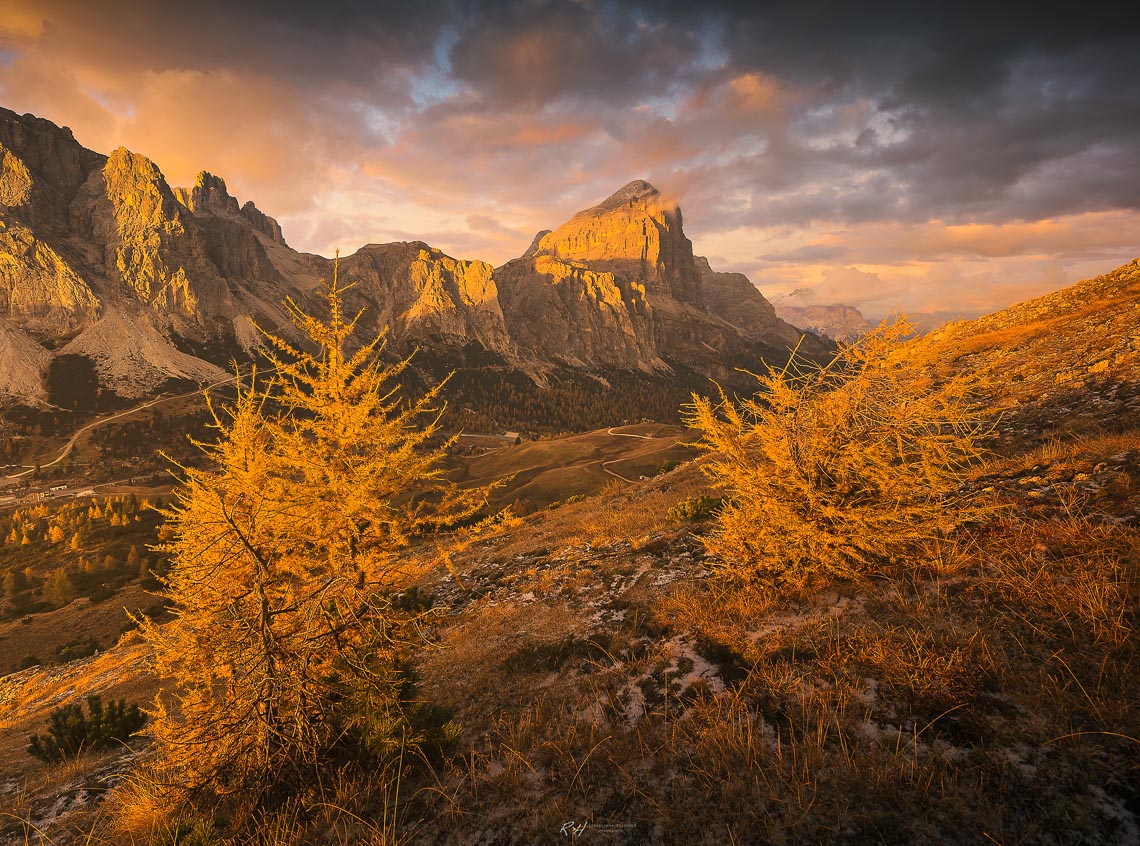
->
[687,319,999,590]
[27,695,145,763]
[2,294,1137,844]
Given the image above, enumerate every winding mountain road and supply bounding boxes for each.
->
[3,370,255,480]
[600,426,680,483]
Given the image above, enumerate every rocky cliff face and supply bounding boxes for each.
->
[531,180,703,305]
[0,109,521,399]
[0,107,828,405]
[499,181,826,373]
[496,253,660,369]
[0,214,99,334]
[770,288,873,342]
[0,108,105,235]
[696,256,804,350]
[337,242,513,358]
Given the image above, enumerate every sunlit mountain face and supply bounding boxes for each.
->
[1,1,1136,323]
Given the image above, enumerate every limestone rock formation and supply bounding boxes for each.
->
[0,213,99,334]
[0,106,829,407]
[337,242,513,357]
[76,147,224,316]
[531,180,702,305]
[0,107,105,234]
[771,289,874,341]
[496,253,660,369]
[696,256,803,349]
[174,171,286,247]
[499,181,826,373]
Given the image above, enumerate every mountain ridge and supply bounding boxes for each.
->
[0,107,822,406]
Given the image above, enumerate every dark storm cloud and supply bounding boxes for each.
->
[20,0,445,89]
[691,1,1140,225]
[445,0,707,106]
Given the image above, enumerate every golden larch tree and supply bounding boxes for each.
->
[136,262,487,809]
[687,318,998,589]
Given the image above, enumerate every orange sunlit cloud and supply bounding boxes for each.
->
[1,0,1136,316]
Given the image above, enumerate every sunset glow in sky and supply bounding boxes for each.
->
[2,1,1137,319]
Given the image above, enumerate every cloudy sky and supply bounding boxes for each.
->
[2,0,1138,319]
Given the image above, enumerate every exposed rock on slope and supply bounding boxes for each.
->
[60,310,227,397]
[0,213,99,334]
[338,242,513,357]
[0,320,50,400]
[496,253,660,370]
[174,171,287,247]
[76,147,224,317]
[929,259,1140,382]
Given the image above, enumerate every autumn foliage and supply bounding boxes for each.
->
[687,318,998,588]
[134,261,487,812]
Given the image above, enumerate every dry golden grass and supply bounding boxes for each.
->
[0,583,162,676]
[397,451,1138,844]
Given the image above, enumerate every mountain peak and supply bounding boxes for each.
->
[591,179,662,214]
[530,178,698,303]
[172,170,286,245]
[175,170,239,214]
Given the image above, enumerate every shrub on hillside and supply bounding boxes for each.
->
[687,318,998,588]
[27,694,146,763]
[666,494,727,523]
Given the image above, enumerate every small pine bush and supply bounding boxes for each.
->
[27,694,146,762]
[667,495,727,523]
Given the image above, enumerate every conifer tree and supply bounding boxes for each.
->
[43,567,76,608]
[687,318,998,588]
[137,260,487,805]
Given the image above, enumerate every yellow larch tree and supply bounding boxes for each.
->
[135,260,488,812]
[687,317,999,590]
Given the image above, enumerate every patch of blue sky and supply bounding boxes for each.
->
[433,24,459,74]
[408,68,463,110]
[405,25,464,110]
[630,89,686,122]
[692,20,729,72]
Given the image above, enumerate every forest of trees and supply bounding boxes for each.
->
[439,365,719,436]
[0,493,168,618]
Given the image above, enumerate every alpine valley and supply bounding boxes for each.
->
[1,94,1140,846]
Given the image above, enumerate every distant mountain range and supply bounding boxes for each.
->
[0,107,830,406]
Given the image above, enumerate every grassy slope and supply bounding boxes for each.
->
[1,260,1138,844]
